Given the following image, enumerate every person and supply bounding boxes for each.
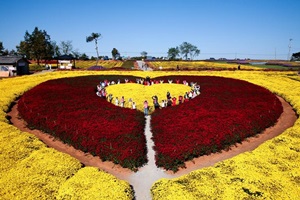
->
[184,93,189,102]
[108,94,113,103]
[146,76,151,84]
[152,95,160,110]
[101,81,106,88]
[238,65,241,70]
[164,99,168,107]
[167,99,172,107]
[195,84,201,95]
[96,84,102,91]
[188,91,193,99]
[172,97,177,106]
[101,88,107,99]
[115,97,119,106]
[96,91,102,97]
[140,79,144,85]
[192,90,197,98]
[166,91,171,100]
[184,92,189,99]
[178,95,183,104]
[184,96,189,103]
[120,96,125,107]
[128,98,133,108]
[143,100,149,116]
[132,102,136,109]
[160,100,165,108]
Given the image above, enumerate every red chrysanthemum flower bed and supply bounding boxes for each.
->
[18,75,147,171]
[18,75,283,172]
[151,76,283,171]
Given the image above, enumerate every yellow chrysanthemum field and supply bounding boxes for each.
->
[0,70,300,199]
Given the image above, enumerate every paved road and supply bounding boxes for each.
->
[136,60,153,71]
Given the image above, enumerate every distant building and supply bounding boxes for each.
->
[0,56,30,77]
[56,54,76,69]
[145,56,156,60]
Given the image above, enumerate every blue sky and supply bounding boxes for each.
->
[1,0,299,60]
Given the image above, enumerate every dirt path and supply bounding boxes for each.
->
[7,96,297,200]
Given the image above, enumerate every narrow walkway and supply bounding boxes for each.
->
[127,116,173,200]
[136,60,153,71]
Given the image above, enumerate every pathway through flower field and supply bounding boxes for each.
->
[136,60,153,71]
[127,116,174,199]
[8,96,296,200]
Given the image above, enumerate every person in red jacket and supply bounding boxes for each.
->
[172,97,177,106]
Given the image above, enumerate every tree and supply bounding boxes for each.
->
[86,32,101,66]
[0,41,4,55]
[8,49,17,56]
[111,48,120,60]
[72,49,81,59]
[79,53,89,60]
[141,51,148,58]
[16,27,54,65]
[291,52,300,61]
[189,45,200,60]
[60,40,73,55]
[167,47,180,60]
[51,41,61,58]
[179,42,200,60]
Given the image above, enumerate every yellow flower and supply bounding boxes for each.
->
[106,83,191,112]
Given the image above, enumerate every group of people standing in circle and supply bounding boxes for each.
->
[96,77,201,116]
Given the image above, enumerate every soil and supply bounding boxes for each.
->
[7,96,297,199]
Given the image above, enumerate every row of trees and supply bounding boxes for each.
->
[140,42,200,60]
[1,27,122,66]
[0,41,18,56]
[1,26,201,66]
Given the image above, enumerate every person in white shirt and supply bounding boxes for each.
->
[132,102,136,109]
[115,97,119,106]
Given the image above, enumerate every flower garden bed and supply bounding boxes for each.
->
[18,75,282,173]
[1,70,299,199]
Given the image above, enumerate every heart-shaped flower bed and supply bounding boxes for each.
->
[18,75,283,171]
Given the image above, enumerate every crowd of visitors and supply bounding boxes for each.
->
[95,77,201,115]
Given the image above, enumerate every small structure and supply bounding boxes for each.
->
[0,56,30,77]
[56,54,76,70]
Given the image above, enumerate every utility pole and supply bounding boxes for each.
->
[288,38,292,61]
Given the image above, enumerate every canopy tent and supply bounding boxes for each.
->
[56,54,76,69]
